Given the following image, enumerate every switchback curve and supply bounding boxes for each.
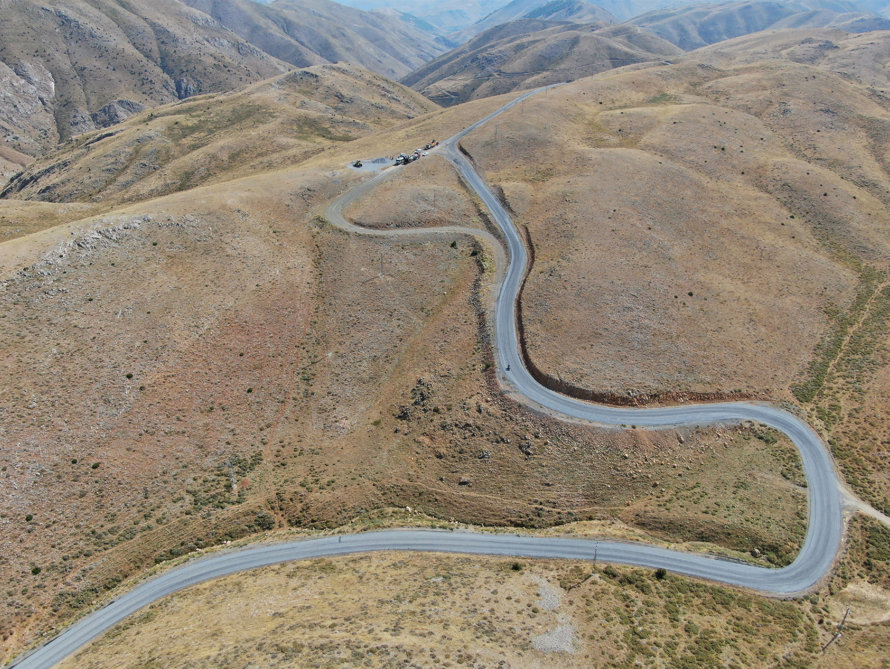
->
[9,86,844,669]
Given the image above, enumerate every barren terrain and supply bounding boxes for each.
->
[51,514,890,669]
[456,30,890,512]
[1,83,811,663]
[4,28,890,668]
[344,156,489,231]
[1,64,438,209]
[404,23,682,106]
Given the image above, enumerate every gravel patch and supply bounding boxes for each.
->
[535,577,561,611]
[532,624,576,654]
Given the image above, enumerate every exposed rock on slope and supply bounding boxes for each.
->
[450,0,617,43]
[629,0,890,51]
[404,21,681,106]
[0,60,59,159]
[1,63,437,206]
[180,0,450,80]
[0,0,450,160]
[0,0,291,154]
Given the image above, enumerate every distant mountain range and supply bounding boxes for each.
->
[4,0,890,162]
[405,0,890,104]
[0,0,447,159]
[449,0,618,41]
[182,0,450,75]
[629,0,890,49]
[331,0,890,28]
[403,20,680,105]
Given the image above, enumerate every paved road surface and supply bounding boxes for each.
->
[9,86,843,669]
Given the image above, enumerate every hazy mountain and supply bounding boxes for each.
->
[0,0,291,157]
[629,0,890,50]
[182,0,450,78]
[331,0,514,30]
[451,0,617,42]
[403,21,680,105]
[854,0,890,14]
[528,0,887,21]
[525,0,620,21]
[0,0,453,163]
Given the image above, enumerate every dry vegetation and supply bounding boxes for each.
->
[4,27,890,668]
[51,516,890,669]
[344,156,488,231]
[403,23,682,107]
[2,63,438,209]
[459,29,890,511]
[0,0,290,153]
[1,72,812,664]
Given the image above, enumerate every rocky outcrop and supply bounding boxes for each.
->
[0,0,291,152]
[0,60,58,157]
[92,100,147,128]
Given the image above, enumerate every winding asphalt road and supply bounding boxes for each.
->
[9,86,844,669]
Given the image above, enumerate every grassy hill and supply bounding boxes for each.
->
[181,0,450,79]
[0,64,438,209]
[456,27,890,516]
[403,21,681,105]
[0,0,292,156]
[5,20,890,669]
[629,0,890,50]
[0,0,448,167]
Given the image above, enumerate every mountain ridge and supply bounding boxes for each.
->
[403,20,681,105]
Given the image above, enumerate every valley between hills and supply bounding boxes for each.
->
[2,1,890,667]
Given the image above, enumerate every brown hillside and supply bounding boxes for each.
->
[6,21,890,669]
[0,64,438,211]
[0,87,814,661]
[629,0,890,51]
[458,28,890,512]
[404,22,682,106]
[450,0,617,43]
[0,0,291,155]
[181,0,449,80]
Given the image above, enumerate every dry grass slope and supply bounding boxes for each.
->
[4,25,890,669]
[51,521,890,669]
[0,64,438,211]
[405,22,681,106]
[0,0,291,154]
[0,84,816,664]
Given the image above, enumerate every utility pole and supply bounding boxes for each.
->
[822,607,851,653]
[594,541,598,568]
